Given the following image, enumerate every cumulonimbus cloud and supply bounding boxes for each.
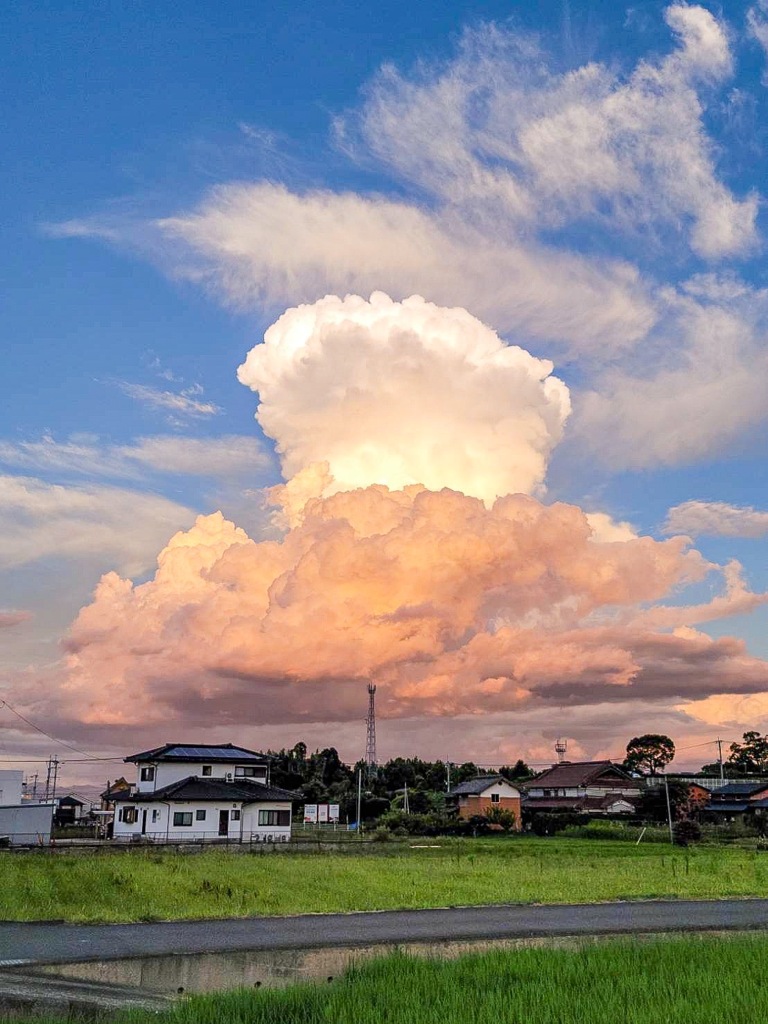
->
[56,488,768,730]
[237,293,570,507]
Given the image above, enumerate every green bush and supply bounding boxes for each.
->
[672,820,702,847]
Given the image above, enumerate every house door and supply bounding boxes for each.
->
[141,810,147,835]
[218,810,229,836]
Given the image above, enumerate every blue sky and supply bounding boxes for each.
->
[4,0,768,777]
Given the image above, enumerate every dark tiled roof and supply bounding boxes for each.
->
[449,775,518,797]
[521,761,638,790]
[523,793,638,812]
[706,801,750,812]
[711,782,768,798]
[112,776,298,804]
[125,743,269,764]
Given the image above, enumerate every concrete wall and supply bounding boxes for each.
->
[0,802,53,846]
[0,770,23,806]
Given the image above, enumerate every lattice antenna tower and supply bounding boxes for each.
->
[555,737,568,764]
[365,683,377,772]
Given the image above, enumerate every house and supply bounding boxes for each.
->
[112,743,298,843]
[702,781,768,823]
[100,777,133,811]
[54,795,86,826]
[521,761,642,817]
[0,769,53,847]
[447,776,522,828]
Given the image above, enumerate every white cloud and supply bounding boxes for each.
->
[0,610,31,628]
[0,434,271,482]
[238,293,570,506]
[349,4,754,260]
[0,475,195,575]
[575,293,768,469]
[160,184,655,357]
[748,2,768,82]
[663,500,768,538]
[119,382,221,420]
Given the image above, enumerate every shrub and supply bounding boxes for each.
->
[672,819,702,847]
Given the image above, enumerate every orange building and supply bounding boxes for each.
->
[448,775,522,829]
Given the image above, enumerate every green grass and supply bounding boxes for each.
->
[3,838,768,923]
[37,935,768,1024]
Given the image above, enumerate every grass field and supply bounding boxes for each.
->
[34,935,768,1024]
[3,838,768,923]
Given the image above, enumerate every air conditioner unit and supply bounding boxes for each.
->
[225,773,233,782]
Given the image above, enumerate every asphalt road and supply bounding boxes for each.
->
[2,899,768,965]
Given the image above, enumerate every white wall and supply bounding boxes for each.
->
[0,802,53,846]
[134,762,268,794]
[0,770,23,806]
[477,781,521,799]
[113,799,292,842]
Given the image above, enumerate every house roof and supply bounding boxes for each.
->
[57,795,84,806]
[711,782,768,798]
[112,776,297,804]
[100,777,132,800]
[521,760,638,790]
[706,801,750,812]
[125,743,269,765]
[449,775,519,797]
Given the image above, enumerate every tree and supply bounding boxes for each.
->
[727,732,768,774]
[484,805,517,833]
[637,780,692,822]
[623,734,675,776]
[499,760,534,781]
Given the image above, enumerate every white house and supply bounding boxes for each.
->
[521,760,641,816]
[0,769,53,846]
[112,743,297,843]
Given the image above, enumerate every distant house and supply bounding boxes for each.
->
[447,776,522,828]
[100,777,133,811]
[112,743,298,843]
[54,795,85,826]
[703,781,768,823]
[521,761,642,817]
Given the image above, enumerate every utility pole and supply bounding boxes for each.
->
[51,757,60,803]
[716,738,725,784]
[664,775,674,845]
[31,773,38,800]
[446,761,452,793]
[403,783,410,815]
[356,767,363,836]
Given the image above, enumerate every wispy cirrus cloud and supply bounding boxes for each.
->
[664,500,768,538]
[0,474,195,575]
[119,382,221,421]
[0,434,271,482]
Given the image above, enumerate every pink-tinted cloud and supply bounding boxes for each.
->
[0,610,31,628]
[50,486,768,732]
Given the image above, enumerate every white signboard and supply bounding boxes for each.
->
[329,804,340,823]
[303,804,318,824]
[318,804,329,823]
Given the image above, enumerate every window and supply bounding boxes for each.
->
[173,812,193,827]
[201,765,212,776]
[140,766,155,782]
[231,809,241,821]
[258,809,290,827]
[235,765,264,778]
[490,793,500,804]
[195,809,207,821]
[152,809,160,823]
[121,806,137,824]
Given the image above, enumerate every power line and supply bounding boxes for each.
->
[0,700,97,758]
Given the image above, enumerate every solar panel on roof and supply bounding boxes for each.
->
[165,745,262,760]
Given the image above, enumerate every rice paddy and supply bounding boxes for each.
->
[2,837,768,923]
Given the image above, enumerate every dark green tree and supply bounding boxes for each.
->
[499,760,534,781]
[623,734,675,776]
[727,732,768,774]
